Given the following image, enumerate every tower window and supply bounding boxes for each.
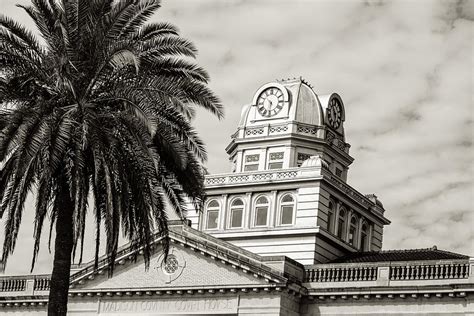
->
[205,200,220,230]
[280,194,295,225]
[268,152,284,170]
[360,223,369,251]
[230,199,244,228]
[297,153,312,167]
[244,154,259,171]
[337,208,347,240]
[335,168,343,177]
[254,196,269,227]
[348,215,358,246]
[327,201,335,232]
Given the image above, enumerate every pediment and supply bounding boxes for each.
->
[70,224,287,293]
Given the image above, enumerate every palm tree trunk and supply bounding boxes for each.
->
[48,181,74,316]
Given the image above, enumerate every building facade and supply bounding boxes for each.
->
[0,78,472,315]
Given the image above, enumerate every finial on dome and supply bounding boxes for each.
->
[300,155,329,169]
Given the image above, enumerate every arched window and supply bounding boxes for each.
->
[205,200,220,230]
[230,199,244,228]
[327,201,335,232]
[360,223,369,251]
[254,196,269,227]
[337,208,347,240]
[280,194,295,225]
[348,215,358,246]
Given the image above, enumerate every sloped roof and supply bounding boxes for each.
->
[330,247,470,263]
[69,221,291,288]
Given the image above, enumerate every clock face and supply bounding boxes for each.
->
[327,98,342,129]
[257,87,284,117]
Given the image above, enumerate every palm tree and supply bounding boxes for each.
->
[0,0,222,314]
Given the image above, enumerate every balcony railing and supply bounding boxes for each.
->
[205,168,303,186]
[0,275,51,295]
[0,278,26,292]
[304,259,473,288]
[305,264,378,282]
[389,262,470,281]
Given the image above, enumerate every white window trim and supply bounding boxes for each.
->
[278,193,296,226]
[267,151,284,170]
[228,198,245,229]
[244,154,260,172]
[252,195,270,228]
[204,200,220,230]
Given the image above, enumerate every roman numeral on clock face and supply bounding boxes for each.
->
[256,87,285,117]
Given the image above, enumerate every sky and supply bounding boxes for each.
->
[0,0,473,275]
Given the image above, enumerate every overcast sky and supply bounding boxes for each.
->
[0,0,473,275]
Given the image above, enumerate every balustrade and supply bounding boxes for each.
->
[34,278,50,291]
[304,260,471,285]
[304,265,377,282]
[0,278,26,292]
[205,168,301,186]
[390,263,469,281]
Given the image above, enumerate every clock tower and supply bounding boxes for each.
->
[226,77,352,180]
[194,77,390,265]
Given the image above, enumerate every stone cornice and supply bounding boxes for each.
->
[305,283,474,301]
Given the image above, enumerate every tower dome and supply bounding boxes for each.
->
[300,155,329,169]
[227,77,353,175]
[238,77,325,129]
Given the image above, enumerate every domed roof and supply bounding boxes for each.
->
[365,194,384,209]
[300,155,329,169]
[239,78,326,128]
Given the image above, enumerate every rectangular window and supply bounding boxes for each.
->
[327,211,333,231]
[255,207,268,226]
[206,211,219,229]
[281,206,294,225]
[348,226,356,245]
[244,154,259,172]
[360,233,368,251]
[230,209,243,228]
[337,219,345,239]
[297,153,312,167]
[335,168,343,177]
[268,152,284,170]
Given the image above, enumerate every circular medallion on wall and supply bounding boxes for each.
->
[155,247,186,283]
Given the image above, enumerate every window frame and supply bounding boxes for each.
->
[348,215,358,247]
[205,199,220,230]
[297,152,312,167]
[253,195,270,227]
[267,151,284,170]
[244,154,260,172]
[360,222,369,251]
[327,200,335,233]
[279,193,295,226]
[336,208,347,240]
[229,198,245,229]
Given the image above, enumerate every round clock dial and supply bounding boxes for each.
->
[327,99,342,129]
[257,87,284,117]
